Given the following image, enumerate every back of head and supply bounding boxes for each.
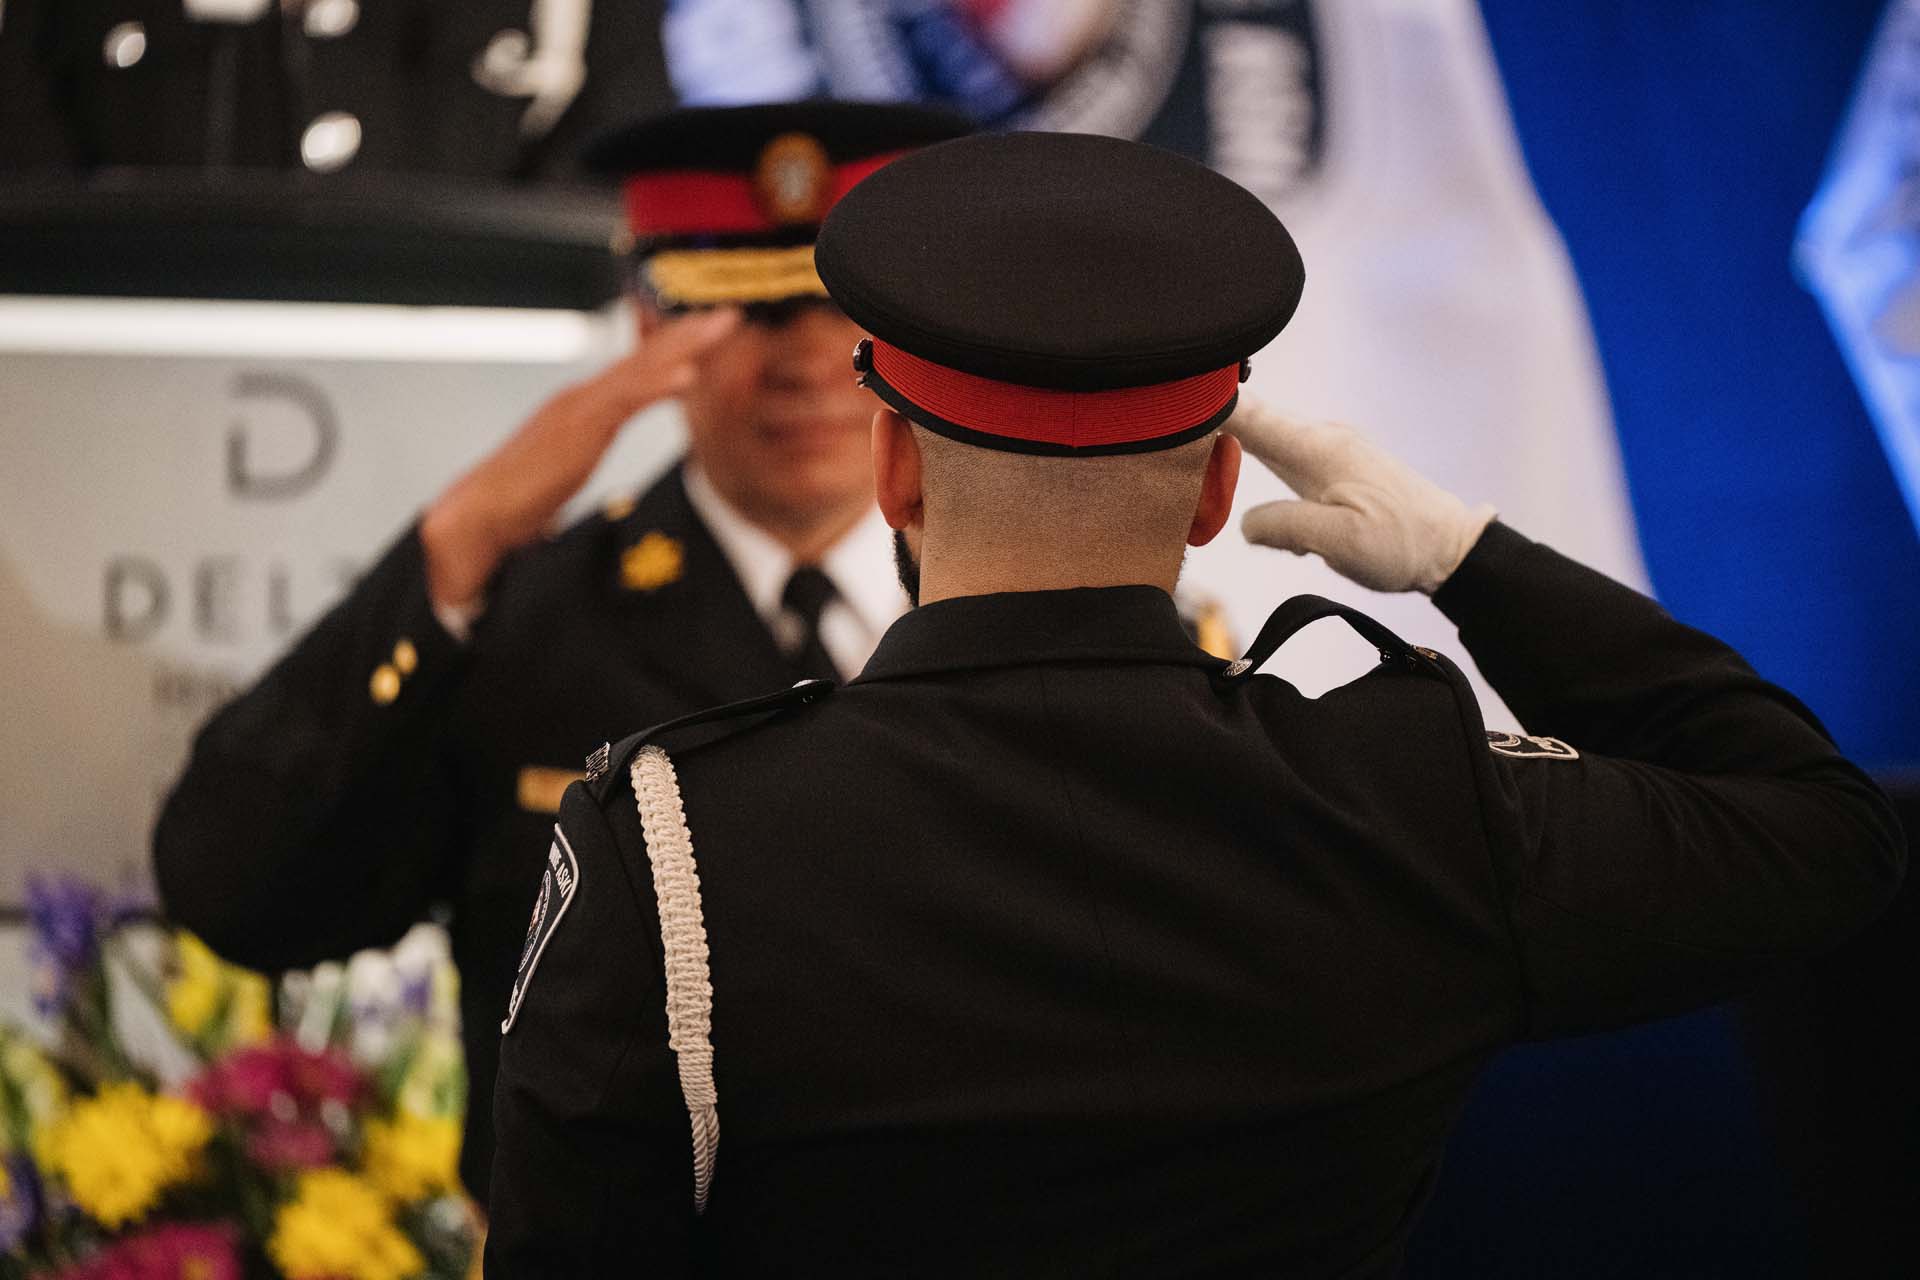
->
[913,425,1218,593]
[814,131,1306,599]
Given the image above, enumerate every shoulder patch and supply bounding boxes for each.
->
[1487,730,1580,761]
[501,826,581,1034]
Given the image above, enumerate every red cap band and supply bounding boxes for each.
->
[870,341,1240,452]
[624,151,908,238]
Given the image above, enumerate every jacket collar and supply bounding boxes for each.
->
[855,585,1224,683]
[607,464,798,704]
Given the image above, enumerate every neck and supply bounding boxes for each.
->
[914,539,1184,605]
[756,501,870,565]
[686,463,872,564]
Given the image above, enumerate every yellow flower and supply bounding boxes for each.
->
[168,932,275,1048]
[224,971,274,1046]
[1,1030,69,1149]
[167,933,225,1039]
[37,1084,211,1229]
[270,1168,425,1280]
[362,1113,461,1204]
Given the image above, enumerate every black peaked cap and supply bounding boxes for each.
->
[584,101,973,175]
[816,132,1305,392]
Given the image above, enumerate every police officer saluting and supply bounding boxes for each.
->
[152,101,968,1200]
[486,132,1904,1275]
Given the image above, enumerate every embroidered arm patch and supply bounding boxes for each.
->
[1487,730,1580,761]
[501,825,580,1034]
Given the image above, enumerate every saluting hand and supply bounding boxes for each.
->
[1227,394,1496,595]
[421,307,742,611]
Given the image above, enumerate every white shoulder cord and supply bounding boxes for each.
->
[630,744,719,1214]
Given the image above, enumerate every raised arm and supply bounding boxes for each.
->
[1229,396,1905,1036]
[152,309,741,970]
[1434,522,1903,1034]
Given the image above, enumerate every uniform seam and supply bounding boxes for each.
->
[1435,674,1535,1039]
[1036,668,1147,1109]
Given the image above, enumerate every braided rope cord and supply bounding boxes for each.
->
[631,744,720,1213]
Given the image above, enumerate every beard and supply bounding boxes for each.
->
[892,529,921,607]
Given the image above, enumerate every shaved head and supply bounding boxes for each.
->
[873,411,1242,605]
[916,425,1217,569]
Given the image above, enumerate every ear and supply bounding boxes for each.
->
[871,408,924,532]
[1186,432,1242,547]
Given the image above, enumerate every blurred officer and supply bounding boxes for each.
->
[152,101,970,1199]
[486,132,1905,1276]
[4,0,670,178]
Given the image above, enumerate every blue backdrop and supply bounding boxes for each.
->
[1409,3,1917,1275]
[1479,0,1920,770]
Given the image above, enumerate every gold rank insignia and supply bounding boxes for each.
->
[754,133,832,225]
[1189,598,1237,661]
[517,766,585,814]
[621,531,684,592]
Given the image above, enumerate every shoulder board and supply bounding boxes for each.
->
[1220,594,1445,681]
[584,678,835,802]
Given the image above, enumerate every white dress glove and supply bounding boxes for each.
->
[1228,394,1497,595]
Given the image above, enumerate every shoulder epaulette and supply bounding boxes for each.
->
[1219,594,1447,682]
[583,678,835,802]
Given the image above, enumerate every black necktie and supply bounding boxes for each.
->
[781,566,841,682]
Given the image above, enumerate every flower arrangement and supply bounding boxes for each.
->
[2,877,479,1279]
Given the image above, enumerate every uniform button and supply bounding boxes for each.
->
[300,111,362,173]
[304,0,360,39]
[370,663,402,705]
[392,638,419,676]
[103,22,148,69]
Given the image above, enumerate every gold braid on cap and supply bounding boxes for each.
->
[643,245,829,307]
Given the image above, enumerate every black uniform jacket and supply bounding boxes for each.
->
[487,523,1905,1278]
[153,465,815,1196]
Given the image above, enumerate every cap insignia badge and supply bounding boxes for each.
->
[755,133,832,226]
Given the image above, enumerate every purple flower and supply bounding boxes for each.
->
[397,969,434,1017]
[26,876,108,1020]
[0,1151,42,1253]
[27,876,104,970]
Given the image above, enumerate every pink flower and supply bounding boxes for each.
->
[286,1044,362,1105]
[187,1044,287,1114]
[55,1220,242,1280]
[186,1037,365,1117]
[184,1037,366,1172]
[246,1118,336,1171]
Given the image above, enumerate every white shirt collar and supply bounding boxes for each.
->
[820,497,910,638]
[682,463,793,622]
[681,463,906,672]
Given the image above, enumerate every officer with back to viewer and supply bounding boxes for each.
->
[485,131,1906,1276]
